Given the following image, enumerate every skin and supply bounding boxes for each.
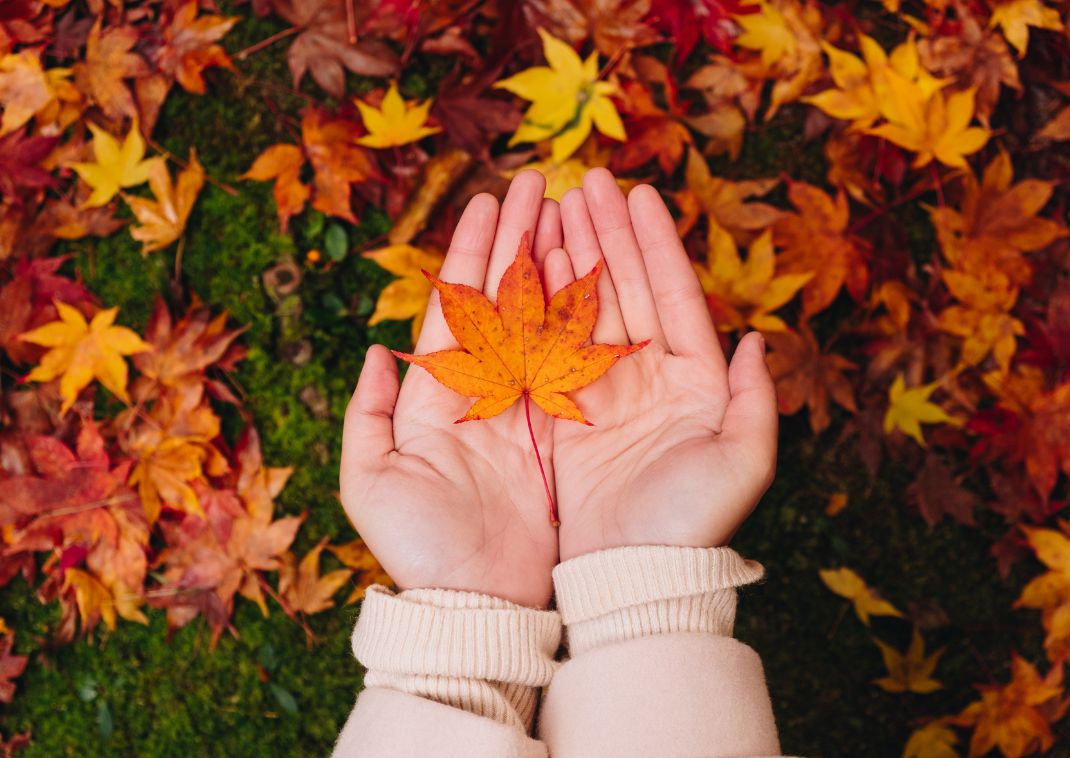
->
[340,168,778,608]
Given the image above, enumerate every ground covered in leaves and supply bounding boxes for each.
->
[3,0,1070,756]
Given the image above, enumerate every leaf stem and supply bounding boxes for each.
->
[523,392,558,527]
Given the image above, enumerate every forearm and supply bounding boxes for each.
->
[333,585,560,758]
[537,545,783,758]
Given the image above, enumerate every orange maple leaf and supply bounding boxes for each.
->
[773,181,868,317]
[394,234,646,524]
[156,1,238,95]
[122,150,205,255]
[73,19,149,122]
[764,324,858,434]
[328,538,393,604]
[279,539,353,615]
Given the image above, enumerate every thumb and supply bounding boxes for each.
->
[342,344,400,469]
[719,331,778,490]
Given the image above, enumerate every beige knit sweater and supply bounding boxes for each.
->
[334,545,782,757]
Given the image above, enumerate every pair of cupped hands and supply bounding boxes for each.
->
[340,168,778,609]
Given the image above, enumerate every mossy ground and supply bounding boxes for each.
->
[0,11,1041,757]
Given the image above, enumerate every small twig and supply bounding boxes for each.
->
[826,601,849,640]
[174,236,186,283]
[146,137,238,197]
[345,0,357,45]
[234,26,300,61]
[930,162,945,208]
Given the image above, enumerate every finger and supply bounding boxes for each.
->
[532,198,562,274]
[719,332,777,489]
[341,345,400,483]
[628,184,726,369]
[560,187,628,345]
[542,247,575,298]
[484,169,546,302]
[414,192,499,353]
[582,168,666,346]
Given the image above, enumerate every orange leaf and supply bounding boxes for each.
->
[123,149,205,254]
[394,234,645,425]
[241,144,310,232]
[279,539,352,615]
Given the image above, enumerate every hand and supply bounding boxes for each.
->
[546,169,779,562]
[340,171,562,608]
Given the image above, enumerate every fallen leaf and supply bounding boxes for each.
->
[364,243,445,344]
[873,627,944,693]
[819,567,904,624]
[495,28,625,162]
[988,0,1062,57]
[328,539,393,603]
[903,721,959,758]
[883,373,959,447]
[156,1,239,95]
[0,633,27,703]
[765,324,857,434]
[278,539,352,614]
[70,121,162,208]
[123,150,205,254]
[73,19,148,122]
[355,81,440,149]
[19,301,151,414]
[241,144,309,232]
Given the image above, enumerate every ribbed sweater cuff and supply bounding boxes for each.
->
[353,585,562,731]
[552,545,764,656]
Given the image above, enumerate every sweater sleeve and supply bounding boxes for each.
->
[536,545,783,758]
[332,585,561,758]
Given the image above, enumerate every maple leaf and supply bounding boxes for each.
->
[328,539,393,603]
[883,373,959,447]
[772,181,868,316]
[693,226,811,332]
[1038,105,1070,141]
[804,35,946,131]
[903,721,960,758]
[272,0,398,98]
[302,106,377,222]
[929,151,1066,288]
[908,452,980,527]
[63,567,119,631]
[278,539,352,615]
[124,385,227,523]
[364,243,445,344]
[675,148,781,243]
[764,325,857,434]
[0,127,57,198]
[937,268,1024,373]
[73,19,148,122]
[70,121,162,208]
[956,655,1069,758]
[394,234,644,424]
[0,50,80,136]
[19,301,151,414]
[1016,525,1070,662]
[241,144,309,232]
[494,28,625,162]
[522,0,659,60]
[0,633,27,703]
[867,83,990,169]
[988,0,1062,57]
[156,1,239,95]
[646,0,757,60]
[123,150,205,254]
[819,567,903,624]
[132,297,247,394]
[873,627,944,694]
[917,10,1021,126]
[354,82,441,149]
[610,79,692,175]
[734,0,795,67]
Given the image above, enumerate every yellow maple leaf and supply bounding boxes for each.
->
[123,150,205,254]
[508,156,591,202]
[868,81,990,169]
[70,120,162,207]
[19,301,151,414]
[883,373,960,447]
[903,721,960,758]
[278,541,353,615]
[354,82,441,149]
[937,268,1024,374]
[693,226,812,332]
[364,244,445,344]
[1016,525,1070,662]
[328,539,393,604]
[734,1,797,67]
[495,28,625,163]
[819,567,903,625]
[804,35,945,130]
[989,0,1063,57]
[676,148,781,243]
[873,627,944,694]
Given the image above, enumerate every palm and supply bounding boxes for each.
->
[340,172,563,608]
[551,171,777,562]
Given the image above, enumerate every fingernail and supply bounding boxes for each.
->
[757,332,766,356]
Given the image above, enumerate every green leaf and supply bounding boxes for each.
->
[325,224,348,262]
[269,683,299,715]
[97,700,113,738]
